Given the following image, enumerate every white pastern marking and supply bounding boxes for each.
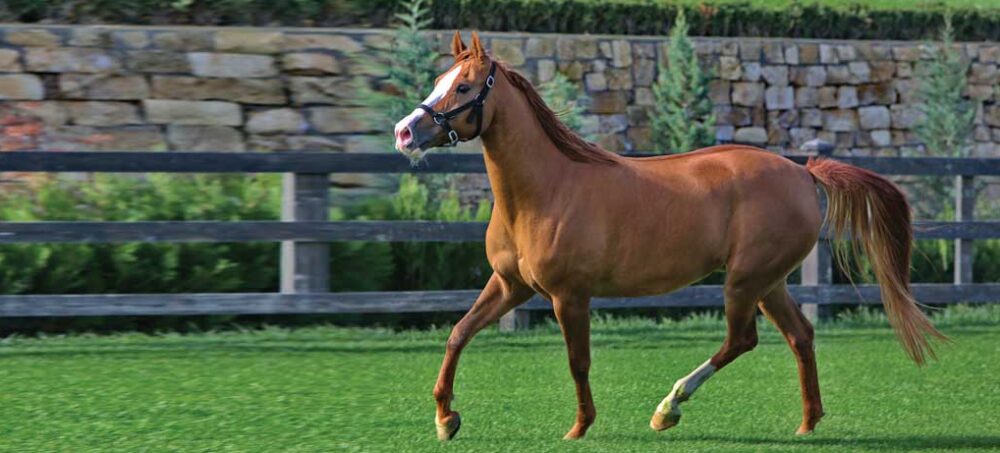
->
[393,66,463,134]
[656,360,716,414]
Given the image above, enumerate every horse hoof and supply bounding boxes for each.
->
[436,412,462,441]
[795,426,814,436]
[650,410,681,431]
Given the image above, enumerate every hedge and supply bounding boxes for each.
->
[2,0,999,41]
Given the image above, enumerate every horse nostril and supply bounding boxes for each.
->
[400,126,413,145]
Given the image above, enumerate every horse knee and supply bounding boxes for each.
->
[569,358,591,381]
[790,336,814,356]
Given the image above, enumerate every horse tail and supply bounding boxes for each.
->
[805,158,947,365]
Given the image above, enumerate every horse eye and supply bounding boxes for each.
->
[456,84,471,94]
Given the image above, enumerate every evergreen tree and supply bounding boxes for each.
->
[913,15,975,158]
[650,10,715,154]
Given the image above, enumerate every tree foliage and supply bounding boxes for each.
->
[650,10,715,154]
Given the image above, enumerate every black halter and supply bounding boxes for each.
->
[418,62,497,147]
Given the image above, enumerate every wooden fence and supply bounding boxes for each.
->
[1,151,999,329]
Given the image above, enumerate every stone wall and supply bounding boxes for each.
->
[1,25,999,158]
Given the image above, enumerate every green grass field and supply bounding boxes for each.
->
[2,307,999,452]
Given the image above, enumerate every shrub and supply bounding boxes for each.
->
[4,1,999,41]
[650,9,715,154]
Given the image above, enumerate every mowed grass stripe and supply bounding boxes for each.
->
[1,310,998,452]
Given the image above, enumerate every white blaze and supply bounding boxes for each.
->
[393,66,463,138]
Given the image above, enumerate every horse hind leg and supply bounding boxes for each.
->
[759,283,824,435]
[650,280,761,431]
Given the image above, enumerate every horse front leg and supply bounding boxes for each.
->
[552,295,595,440]
[433,272,534,441]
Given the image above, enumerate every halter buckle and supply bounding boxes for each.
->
[432,113,447,126]
[485,75,495,88]
[447,130,459,144]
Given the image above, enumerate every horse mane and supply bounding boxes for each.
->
[495,61,619,166]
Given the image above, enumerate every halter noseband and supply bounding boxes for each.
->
[418,62,497,147]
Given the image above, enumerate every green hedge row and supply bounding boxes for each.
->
[2,0,998,41]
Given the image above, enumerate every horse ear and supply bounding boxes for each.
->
[470,31,485,59]
[450,31,467,59]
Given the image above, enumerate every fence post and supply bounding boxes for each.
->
[954,175,975,284]
[801,187,832,323]
[499,309,530,332]
[281,173,330,293]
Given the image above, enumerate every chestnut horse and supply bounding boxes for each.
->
[392,32,945,441]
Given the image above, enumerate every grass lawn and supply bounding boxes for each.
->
[1,307,999,452]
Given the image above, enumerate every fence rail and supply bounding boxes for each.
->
[1,151,998,325]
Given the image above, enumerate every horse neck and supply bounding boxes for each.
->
[479,79,577,220]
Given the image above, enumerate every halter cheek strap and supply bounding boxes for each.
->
[418,62,497,147]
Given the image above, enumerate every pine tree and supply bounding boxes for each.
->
[363,0,440,126]
[913,15,975,158]
[650,10,715,154]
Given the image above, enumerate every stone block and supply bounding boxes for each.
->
[857,106,890,130]
[0,49,20,72]
[66,101,142,126]
[969,63,999,85]
[610,40,632,68]
[144,100,242,126]
[0,74,44,100]
[585,72,608,91]
[823,109,857,132]
[167,125,245,151]
[761,65,788,86]
[789,127,817,147]
[628,127,653,151]
[574,39,598,59]
[125,51,190,73]
[719,57,742,80]
[288,76,355,105]
[984,105,1000,127]
[892,45,920,61]
[765,86,794,110]
[732,82,764,107]
[283,34,364,53]
[784,45,799,65]
[112,31,149,49]
[58,75,149,100]
[826,65,851,84]
[5,28,61,47]
[556,38,575,60]
[525,37,556,58]
[857,83,895,105]
[589,91,630,114]
[837,86,858,109]
[537,59,557,83]
[69,28,111,47]
[492,39,526,66]
[607,68,632,90]
[24,48,119,73]
[153,31,214,51]
[848,61,870,83]
[151,76,284,105]
[890,105,926,129]
[739,42,761,61]
[734,127,767,144]
[246,108,309,134]
[763,42,784,64]
[795,87,817,108]
[895,62,913,78]
[709,80,731,105]
[41,126,166,151]
[282,52,342,75]
[870,129,892,147]
[716,125,735,142]
[799,44,819,64]
[794,66,826,86]
[801,108,823,127]
[869,62,895,82]
[215,30,283,53]
[4,101,68,125]
[742,62,762,82]
[308,107,380,133]
[633,58,655,87]
[188,53,277,78]
[978,45,1000,63]
[634,87,654,106]
[817,87,837,108]
[820,44,839,64]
